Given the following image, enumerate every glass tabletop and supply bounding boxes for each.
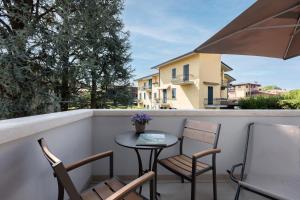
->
[115,130,178,149]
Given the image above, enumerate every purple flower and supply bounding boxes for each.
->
[131,113,152,124]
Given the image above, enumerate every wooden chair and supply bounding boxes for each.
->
[38,138,155,200]
[158,119,221,200]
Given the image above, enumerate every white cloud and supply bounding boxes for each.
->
[124,1,214,46]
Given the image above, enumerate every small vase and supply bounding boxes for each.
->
[135,122,146,134]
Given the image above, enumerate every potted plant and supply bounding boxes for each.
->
[131,113,152,134]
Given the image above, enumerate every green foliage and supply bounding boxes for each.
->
[279,90,300,109]
[239,96,283,109]
[261,85,281,91]
[0,0,60,119]
[75,0,133,109]
[239,90,300,109]
[0,0,133,119]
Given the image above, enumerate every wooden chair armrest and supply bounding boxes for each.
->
[192,148,221,159]
[65,150,113,172]
[106,171,155,200]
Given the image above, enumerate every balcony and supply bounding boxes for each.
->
[0,109,299,199]
[152,82,159,86]
[139,85,152,92]
[221,80,230,88]
[204,98,229,108]
[171,74,195,85]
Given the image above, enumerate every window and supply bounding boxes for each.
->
[154,92,157,99]
[144,82,146,88]
[172,68,176,79]
[172,88,176,99]
[183,64,189,81]
[148,79,152,89]
[139,93,142,99]
[144,93,146,99]
[149,92,152,100]
[163,89,167,103]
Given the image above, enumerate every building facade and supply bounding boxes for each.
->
[136,52,235,109]
[228,83,287,100]
[228,83,261,100]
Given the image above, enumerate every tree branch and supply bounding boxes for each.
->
[0,18,12,34]
[35,0,40,17]
[36,5,55,21]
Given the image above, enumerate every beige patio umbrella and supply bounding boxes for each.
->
[195,0,300,60]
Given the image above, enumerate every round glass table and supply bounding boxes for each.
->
[115,130,178,198]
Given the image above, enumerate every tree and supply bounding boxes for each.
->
[261,85,282,91]
[76,0,132,108]
[0,0,58,119]
[0,0,133,119]
[50,0,82,111]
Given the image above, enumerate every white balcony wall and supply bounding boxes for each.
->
[92,110,300,177]
[0,109,300,200]
[0,110,93,200]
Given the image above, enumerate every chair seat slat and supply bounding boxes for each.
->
[158,155,210,177]
[174,155,209,169]
[81,190,102,200]
[93,183,114,199]
[105,178,143,200]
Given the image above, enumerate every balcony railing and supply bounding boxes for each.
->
[152,82,159,86]
[221,80,229,88]
[139,85,152,91]
[171,74,195,85]
[204,98,229,107]
[1,109,300,199]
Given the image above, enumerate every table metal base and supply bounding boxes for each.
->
[134,148,163,199]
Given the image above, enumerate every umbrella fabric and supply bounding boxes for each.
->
[195,0,300,60]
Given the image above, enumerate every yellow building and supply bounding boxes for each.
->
[136,52,235,109]
[136,73,160,109]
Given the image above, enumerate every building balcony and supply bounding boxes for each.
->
[152,81,159,86]
[171,74,195,85]
[221,80,230,88]
[152,97,161,104]
[204,98,229,108]
[145,86,152,91]
[0,109,299,199]
[139,85,152,91]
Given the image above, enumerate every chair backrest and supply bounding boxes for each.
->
[243,123,300,199]
[38,138,81,200]
[182,119,221,148]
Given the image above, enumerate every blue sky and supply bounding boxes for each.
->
[123,0,300,90]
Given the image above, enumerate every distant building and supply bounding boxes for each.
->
[128,86,138,105]
[229,83,261,100]
[136,73,159,109]
[229,83,288,100]
[136,52,235,109]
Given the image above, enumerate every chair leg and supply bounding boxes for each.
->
[212,167,217,200]
[234,185,241,200]
[149,179,154,200]
[57,179,64,200]
[191,177,196,200]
